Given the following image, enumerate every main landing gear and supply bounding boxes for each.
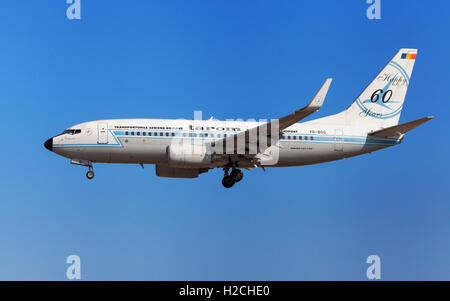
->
[222,168,244,188]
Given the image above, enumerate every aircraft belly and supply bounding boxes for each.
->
[275,140,370,166]
[110,138,167,164]
[276,142,333,166]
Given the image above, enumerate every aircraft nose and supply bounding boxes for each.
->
[44,137,53,151]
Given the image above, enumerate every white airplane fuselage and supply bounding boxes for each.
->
[46,118,397,168]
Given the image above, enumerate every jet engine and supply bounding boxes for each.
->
[166,142,212,168]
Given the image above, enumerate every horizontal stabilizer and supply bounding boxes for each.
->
[369,116,434,138]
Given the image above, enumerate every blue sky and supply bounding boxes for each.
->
[0,0,449,280]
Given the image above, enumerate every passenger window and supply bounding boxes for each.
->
[171,132,175,137]
[142,132,146,136]
[137,132,140,136]
[217,134,221,138]
[310,136,314,140]
[125,131,128,135]
[131,131,135,136]
[210,133,214,137]
[299,136,302,140]
[304,136,308,140]
[293,136,296,140]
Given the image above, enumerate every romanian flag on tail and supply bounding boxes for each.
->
[401,53,416,60]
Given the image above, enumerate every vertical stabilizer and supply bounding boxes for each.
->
[344,48,417,129]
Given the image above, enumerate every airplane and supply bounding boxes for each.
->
[44,48,433,188]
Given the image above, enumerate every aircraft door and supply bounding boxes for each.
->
[334,129,343,151]
[98,123,108,144]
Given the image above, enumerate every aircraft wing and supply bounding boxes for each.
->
[210,78,332,156]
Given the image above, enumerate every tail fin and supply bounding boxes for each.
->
[344,48,417,129]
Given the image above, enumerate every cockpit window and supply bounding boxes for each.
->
[62,129,81,135]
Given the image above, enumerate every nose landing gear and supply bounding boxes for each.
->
[221,168,244,188]
[86,166,95,180]
[70,159,95,180]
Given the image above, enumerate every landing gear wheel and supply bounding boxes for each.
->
[86,170,94,180]
[230,169,243,182]
[222,176,235,188]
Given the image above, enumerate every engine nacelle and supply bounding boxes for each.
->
[166,142,211,168]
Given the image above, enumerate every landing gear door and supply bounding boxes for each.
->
[334,129,343,151]
[98,123,108,144]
